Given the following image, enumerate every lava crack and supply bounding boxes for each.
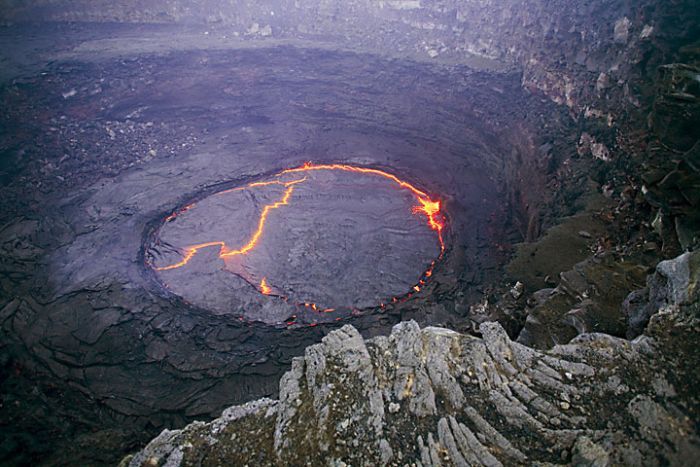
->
[153,163,445,304]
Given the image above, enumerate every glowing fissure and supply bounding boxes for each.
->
[154,163,445,308]
[259,277,272,295]
[220,178,305,258]
[282,163,445,250]
[155,178,304,271]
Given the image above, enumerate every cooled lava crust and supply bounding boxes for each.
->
[147,163,445,325]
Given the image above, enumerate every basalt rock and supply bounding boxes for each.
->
[1,2,698,465]
[515,252,649,349]
[126,251,700,466]
[624,250,700,338]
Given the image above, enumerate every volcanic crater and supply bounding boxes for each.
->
[0,25,574,465]
[146,163,446,325]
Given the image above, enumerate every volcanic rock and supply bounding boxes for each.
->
[125,255,700,465]
[624,250,700,338]
[0,1,698,465]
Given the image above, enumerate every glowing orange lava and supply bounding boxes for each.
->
[281,163,445,251]
[259,277,272,295]
[220,178,305,258]
[154,163,446,303]
[155,178,304,271]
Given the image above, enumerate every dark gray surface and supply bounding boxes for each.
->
[150,168,441,322]
[0,24,567,466]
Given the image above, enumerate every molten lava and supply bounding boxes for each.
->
[282,163,445,251]
[259,277,272,295]
[155,178,304,271]
[220,178,305,258]
[154,163,445,303]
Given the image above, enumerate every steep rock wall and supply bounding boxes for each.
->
[1,0,695,115]
[2,1,696,248]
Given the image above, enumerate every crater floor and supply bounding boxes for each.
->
[149,164,444,324]
[0,23,566,466]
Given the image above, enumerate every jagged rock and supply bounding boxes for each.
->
[578,133,611,162]
[517,253,648,348]
[614,17,631,44]
[624,250,700,337]
[127,265,700,465]
[571,436,609,466]
[622,288,651,338]
[510,281,525,299]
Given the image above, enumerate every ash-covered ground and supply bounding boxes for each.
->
[0,24,578,465]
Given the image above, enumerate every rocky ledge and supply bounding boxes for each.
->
[124,251,699,466]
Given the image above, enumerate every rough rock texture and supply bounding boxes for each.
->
[1,0,697,101]
[1,1,696,114]
[0,1,698,465]
[0,36,567,465]
[126,251,699,466]
[625,250,700,338]
[514,251,651,349]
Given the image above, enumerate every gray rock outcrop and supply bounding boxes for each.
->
[625,250,700,338]
[125,251,700,466]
